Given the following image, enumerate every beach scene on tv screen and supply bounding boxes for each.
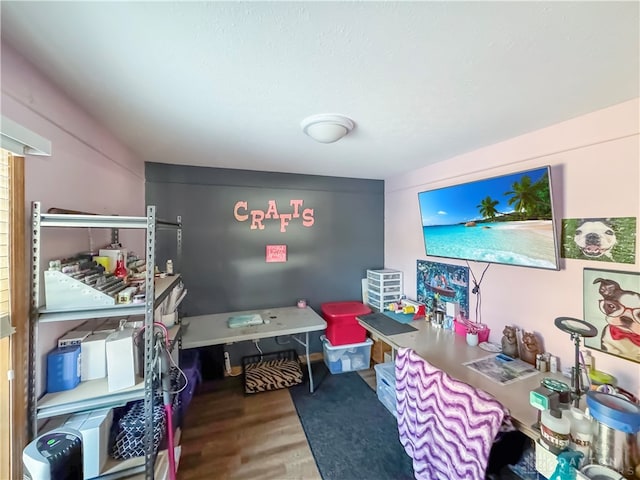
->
[418,167,558,269]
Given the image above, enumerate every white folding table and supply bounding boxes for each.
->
[181,306,327,392]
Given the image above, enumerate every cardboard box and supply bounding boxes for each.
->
[105,328,138,392]
[81,332,110,381]
[92,317,121,334]
[371,338,392,365]
[58,330,92,348]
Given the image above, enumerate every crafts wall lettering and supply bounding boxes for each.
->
[234,199,315,232]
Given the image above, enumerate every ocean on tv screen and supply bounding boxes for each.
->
[423,220,557,269]
[418,166,559,270]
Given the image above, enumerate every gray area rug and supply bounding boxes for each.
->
[290,362,414,480]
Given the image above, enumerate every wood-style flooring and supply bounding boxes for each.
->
[177,367,523,480]
[177,374,322,480]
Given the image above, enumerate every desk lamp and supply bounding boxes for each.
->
[554,317,598,407]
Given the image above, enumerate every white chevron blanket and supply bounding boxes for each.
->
[396,347,508,480]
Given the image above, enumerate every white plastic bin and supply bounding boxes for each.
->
[374,361,397,418]
[321,335,372,374]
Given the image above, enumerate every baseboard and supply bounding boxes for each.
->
[301,352,324,364]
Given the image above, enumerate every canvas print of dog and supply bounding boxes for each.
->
[561,217,636,264]
[584,268,640,364]
[574,220,617,258]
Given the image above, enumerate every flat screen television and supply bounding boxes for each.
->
[418,166,560,270]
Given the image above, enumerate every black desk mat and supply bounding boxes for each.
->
[358,312,418,336]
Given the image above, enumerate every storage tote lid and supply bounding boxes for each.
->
[321,301,371,316]
[586,390,640,433]
[320,334,372,350]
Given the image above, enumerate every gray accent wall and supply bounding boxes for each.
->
[145,162,384,368]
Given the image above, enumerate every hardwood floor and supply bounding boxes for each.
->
[176,366,524,480]
[177,375,322,480]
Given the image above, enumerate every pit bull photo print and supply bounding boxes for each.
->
[584,268,640,364]
[561,217,636,264]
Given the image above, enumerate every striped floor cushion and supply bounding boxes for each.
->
[244,357,303,394]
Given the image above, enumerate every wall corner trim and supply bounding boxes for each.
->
[1,115,52,156]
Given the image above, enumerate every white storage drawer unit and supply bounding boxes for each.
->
[367,269,403,311]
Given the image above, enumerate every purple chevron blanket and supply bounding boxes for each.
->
[396,347,506,480]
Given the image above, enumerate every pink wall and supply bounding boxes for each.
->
[1,43,146,395]
[385,99,640,397]
[2,44,145,213]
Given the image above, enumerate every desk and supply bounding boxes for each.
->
[358,316,569,440]
[182,306,327,393]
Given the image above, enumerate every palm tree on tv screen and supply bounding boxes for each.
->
[476,196,500,220]
[530,173,553,218]
[504,172,552,220]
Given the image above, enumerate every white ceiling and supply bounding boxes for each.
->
[1,2,638,180]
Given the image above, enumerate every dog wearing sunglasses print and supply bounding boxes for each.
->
[594,277,640,362]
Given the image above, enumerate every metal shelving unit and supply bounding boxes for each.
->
[29,201,183,480]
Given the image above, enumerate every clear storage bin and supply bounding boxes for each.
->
[321,336,372,374]
[374,362,397,418]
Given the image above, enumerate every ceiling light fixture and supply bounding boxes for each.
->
[301,114,354,144]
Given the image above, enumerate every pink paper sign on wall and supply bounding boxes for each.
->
[266,244,287,263]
